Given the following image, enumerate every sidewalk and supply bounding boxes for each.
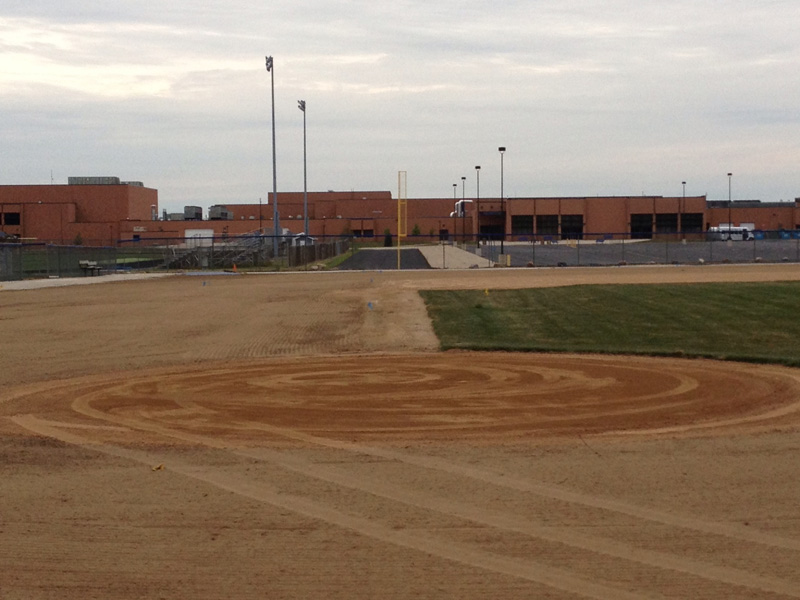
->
[0,272,172,291]
[415,244,494,269]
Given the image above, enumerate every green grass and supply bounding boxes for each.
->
[321,252,354,270]
[420,282,800,367]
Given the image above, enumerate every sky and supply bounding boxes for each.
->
[2,1,799,213]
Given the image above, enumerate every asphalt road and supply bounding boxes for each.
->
[337,248,432,270]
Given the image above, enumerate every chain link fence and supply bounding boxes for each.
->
[5,232,800,280]
[1,235,353,281]
[482,232,800,267]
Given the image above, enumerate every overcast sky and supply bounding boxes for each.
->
[2,1,799,212]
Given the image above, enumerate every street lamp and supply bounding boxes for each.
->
[452,183,457,199]
[266,56,279,256]
[475,165,481,242]
[727,172,733,239]
[298,100,308,236]
[499,146,506,253]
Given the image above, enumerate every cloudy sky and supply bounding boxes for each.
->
[2,1,799,212]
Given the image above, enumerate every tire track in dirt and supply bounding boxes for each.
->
[14,396,800,598]
[227,419,800,554]
[208,423,800,597]
[63,360,800,594]
[9,414,655,600]
[6,352,800,597]
[7,353,800,556]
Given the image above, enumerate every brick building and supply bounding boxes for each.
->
[1,179,798,246]
[0,177,157,246]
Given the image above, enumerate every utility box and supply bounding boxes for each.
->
[208,205,233,220]
[68,176,121,185]
[184,206,203,221]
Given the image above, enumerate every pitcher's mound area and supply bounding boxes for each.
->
[9,352,800,446]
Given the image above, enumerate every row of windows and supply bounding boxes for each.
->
[510,213,705,239]
[1,212,21,226]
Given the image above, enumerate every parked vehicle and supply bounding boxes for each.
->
[707,225,754,241]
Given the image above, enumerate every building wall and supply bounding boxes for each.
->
[3,182,799,247]
[706,204,798,231]
[0,183,157,244]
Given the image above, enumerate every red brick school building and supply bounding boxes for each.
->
[2,177,799,246]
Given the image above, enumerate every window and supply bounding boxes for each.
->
[630,214,653,239]
[3,212,21,226]
[655,213,678,233]
[511,215,533,235]
[536,215,558,236]
[561,214,584,240]
[680,213,703,232]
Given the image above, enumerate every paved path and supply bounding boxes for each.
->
[415,244,494,269]
[0,272,172,291]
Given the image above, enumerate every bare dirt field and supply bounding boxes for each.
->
[2,264,800,599]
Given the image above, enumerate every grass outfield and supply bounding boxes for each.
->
[420,281,800,367]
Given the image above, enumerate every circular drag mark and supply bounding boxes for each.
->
[7,353,800,443]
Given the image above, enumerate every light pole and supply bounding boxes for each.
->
[461,176,466,246]
[727,172,733,239]
[298,100,308,236]
[452,183,457,242]
[499,146,506,253]
[681,181,685,239]
[266,56,279,256]
[475,165,481,242]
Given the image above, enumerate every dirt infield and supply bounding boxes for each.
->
[2,264,800,599]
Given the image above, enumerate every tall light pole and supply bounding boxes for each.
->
[461,176,466,247]
[727,172,733,239]
[452,183,457,242]
[266,56,279,255]
[475,165,481,242]
[681,181,686,239]
[499,146,506,253]
[298,100,308,236]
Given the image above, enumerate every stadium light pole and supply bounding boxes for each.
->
[681,181,686,239]
[452,183,457,242]
[461,176,466,247]
[727,172,733,239]
[475,165,481,242]
[298,100,308,236]
[266,56,279,256]
[499,146,506,254]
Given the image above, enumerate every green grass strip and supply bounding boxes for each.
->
[420,282,800,367]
